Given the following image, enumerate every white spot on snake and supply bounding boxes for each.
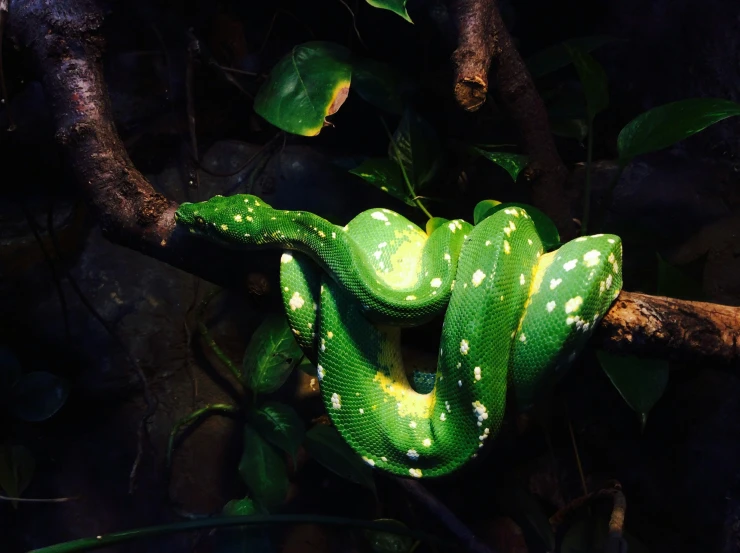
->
[520,274,526,285]
[445,401,451,412]
[371,211,388,221]
[485,240,492,246]
[359,408,364,414]
[599,281,606,294]
[458,380,462,387]
[373,251,382,260]
[409,468,423,478]
[565,296,583,314]
[409,421,417,429]
[460,339,470,355]
[281,253,293,263]
[608,238,615,244]
[362,456,375,466]
[528,238,533,245]
[220,224,228,230]
[504,208,518,216]
[448,222,457,232]
[606,274,613,289]
[519,333,527,342]
[289,292,305,311]
[381,456,388,462]
[546,301,556,312]
[564,259,578,271]
[407,449,419,460]
[423,438,432,447]
[318,230,326,238]
[246,216,253,222]
[331,393,341,409]
[284,286,289,292]
[406,295,417,301]
[430,277,442,288]
[234,214,243,222]
[444,252,451,261]
[550,278,562,289]
[327,331,334,339]
[320,339,326,352]
[332,231,336,239]
[474,367,481,381]
[472,401,489,422]
[440,413,446,421]
[247,207,254,213]
[583,250,601,267]
[471,270,486,287]
[504,240,511,254]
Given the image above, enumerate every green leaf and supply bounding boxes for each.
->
[656,254,705,301]
[242,314,303,394]
[617,98,740,164]
[389,108,442,191]
[249,401,305,464]
[349,158,414,205]
[7,371,69,422]
[0,347,22,402]
[352,58,404,114]
[476,202,560,251]
[473,200,502,225]
[526,35,617,79]
[239,424,290,509]
[366,0,412,23]
[425,217,450,235]
[472,147,530,182]
[596,350,669,429]
[254,42,352,136]
[549,118,588,142]
[364,518,415,553]
[492,485,556,551]
[562,515,649,553]
[565,45,609,121]
[304,424,376,493]
[218,498,275,553]
[0,444,35,508]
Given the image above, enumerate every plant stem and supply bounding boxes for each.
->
[167,404,240,467]
[27,515,451,553]
[379,117,434,220]
[579,118,595,235]
[196,289,242,382]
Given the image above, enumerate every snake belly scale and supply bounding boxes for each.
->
[175,194,623,478]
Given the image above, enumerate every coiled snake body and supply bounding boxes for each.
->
[175,194,623,478]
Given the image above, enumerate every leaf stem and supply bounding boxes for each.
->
[27,515,451,553]
[196,289,242,382]
[579,118,595,235]
[379,117,434,220]
[167,404,240,467]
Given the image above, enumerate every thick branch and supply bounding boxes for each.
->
[450,0,574,239]
[596,291,740,367]
[6,0,740,371]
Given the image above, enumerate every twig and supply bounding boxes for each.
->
[393,477,496,553]
[336,0,368,50]
[0,494,75,503]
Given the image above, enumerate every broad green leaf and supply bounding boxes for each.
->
[239,424,290,509]
[7,372,69,422]
[0,347,22,401]
[304,424,376,493]
[562,515,649,553]
[492,485,556,551]
[565,45,609,121]
[249,401,305,463]
[526,35,617,79]
[476,202,560,251]
[219,498,275,553]
[349,158,414,205]
[473,200,501,225]
[617,98,740,164]
[352,58,404,114]
[425,217,450,235]
[472,147,530,182]
[656,254,705,301]
[596,350,669,429]
[364,518,415,553]
[242,314,303,394]
[389,108,442,191]
[366,0,412,23]
[549,118,588,141]
[254,42,352,136]
[0,444,35,508]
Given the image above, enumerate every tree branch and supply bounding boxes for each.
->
[6,0,740,370]
[450,0,574,239]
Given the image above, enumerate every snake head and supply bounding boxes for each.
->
[175,194,270,244]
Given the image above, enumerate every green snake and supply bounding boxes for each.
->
[175,194,623,478]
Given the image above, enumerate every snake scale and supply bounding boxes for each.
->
[175,194,623,478]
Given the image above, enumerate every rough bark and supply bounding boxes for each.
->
[6,0,740,369]
[450,0,574,238]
